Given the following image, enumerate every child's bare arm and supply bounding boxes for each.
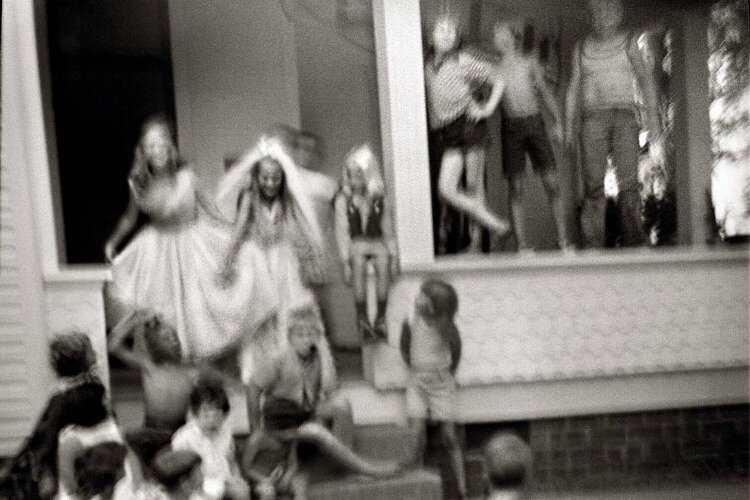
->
[104,195,139,262]
[533,62,564,138]
[221,190,252,275]
[107,309,153,371]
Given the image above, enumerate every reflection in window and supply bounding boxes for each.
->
[708,0,750,241]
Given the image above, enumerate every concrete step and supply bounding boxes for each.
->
[308,468,442,500]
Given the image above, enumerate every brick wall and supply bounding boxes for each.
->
[526,405,749,490]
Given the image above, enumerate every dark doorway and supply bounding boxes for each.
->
[45,0,176,264]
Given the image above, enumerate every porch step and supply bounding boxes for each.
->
[308,468,441,500]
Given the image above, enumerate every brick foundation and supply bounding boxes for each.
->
[526,404,749,490]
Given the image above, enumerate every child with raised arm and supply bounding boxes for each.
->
[493,21,573,254]
[108,309,238,475]
[400,278,466,499]
[171,376,249,500]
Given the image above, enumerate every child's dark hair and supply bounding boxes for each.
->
[421,278,459,318]
[75,441,127,498]
[49,332,95,378]
[189,375,230,415]
[152,449,202,491]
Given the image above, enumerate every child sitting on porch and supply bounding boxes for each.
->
[400,278,466,499]
[171,375,249,500]
[74,441,130,500]
[483,431,532,500]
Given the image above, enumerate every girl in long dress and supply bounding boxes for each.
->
[216,136,334,385]
[105,116,277,362]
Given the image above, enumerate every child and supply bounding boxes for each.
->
[246,305,349,445]
[482,432,532,500]
[108,309,237,474]
[150,449,206,500]
[217,136,332,384]
[565,0,664,248]
[400,278,466,498]
[0,333,100,499]
[425,15,510,253]
[171,376,249,500]
[334,144,399,341]
[57,382,140,500]
[493,21,573,254]
[243,398,312,500]
[247,306,399,478]
[74,441,130,500]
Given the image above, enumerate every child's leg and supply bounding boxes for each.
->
[440,422,468,498]
[465,145,487,251]
[316,394,355,449]
[406,417,427,467]
[372,248,390,339]
[224,474,250,500]
[289,471,308,500]
[508,175,530,251]
[254,480,276,500]
[351,249,373,340]
[438,148,511,236]
[296,422,399,477]
[540,168,573,250]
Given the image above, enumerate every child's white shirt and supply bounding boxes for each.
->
[171,419,234,499]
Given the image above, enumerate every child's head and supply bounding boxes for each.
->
[344,144,384,196]
[189,375,230,436]
[483,432,532,491]
[139,115,177,174]
[75,441,128,499]
[432,15,459,53]
[287,306,323,358]
[262,397,313,442]
[416,278,458,322]
[493,21,518,53]
[141,313,182,365]
[49,332,96,378]
[152,449,204,494]
[588,0,623,37]
[253,157,286,202]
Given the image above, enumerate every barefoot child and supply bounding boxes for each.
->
[493,21,573,253]
[400,278,467,498]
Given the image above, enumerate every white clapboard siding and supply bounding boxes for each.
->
[0,160,40,456]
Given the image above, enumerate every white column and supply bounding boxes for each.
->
[373,0,435,269]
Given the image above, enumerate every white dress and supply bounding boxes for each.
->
[108,168,277,361]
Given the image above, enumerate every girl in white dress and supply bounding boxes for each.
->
[105,116,277,362]
[217,136,334,385]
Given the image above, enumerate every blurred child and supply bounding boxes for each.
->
[108,309,238,473]
[150,449,206,500]
[400,278,466,498]
[74,441,130,500]
[171,376,249,500]
[57,382,140,500]
[246,305,348,444]
[243,398,312,500]
[483,432,532,500]
[0,332,100,499]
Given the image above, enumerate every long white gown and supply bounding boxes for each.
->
[107,168,278,361]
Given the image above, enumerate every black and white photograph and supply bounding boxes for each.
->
[1,0,748,498]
